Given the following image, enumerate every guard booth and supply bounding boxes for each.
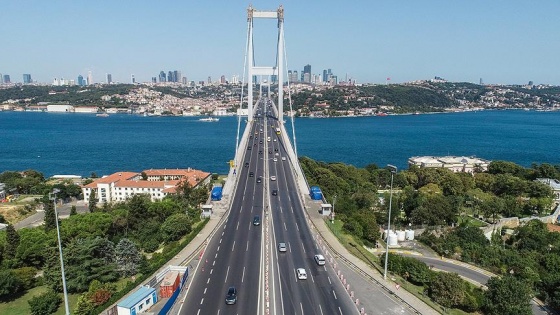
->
[201,205,213,218]
[320,203,332,216]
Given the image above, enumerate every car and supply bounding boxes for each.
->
[314,254,326,266]
[270,176,276,181]
[257,177,262,183]
[272,189,278,196]
[225,286,237,305]
[273,158,277,162]
[273,139,277,142]
[249,172,254,177]
[259,150,263,154]
[281,156,287,161]
[244,162,249,167]
[260,141,263,144]
[278,242,287,252]
[253,215,260,226]
[275,152,279,156]
[274,148,279,152]
[296,268,307,280]
[247,146,251,150]
[268,150,272,154]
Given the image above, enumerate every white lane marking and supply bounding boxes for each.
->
[300,303,304,314]
[222,231,224,236]
[333,290,337,300]
[232,241,235,252]
[280,207,283,213]
[311,272,315,283]
[338,306,343,314]
[210,269,213,275]
[328,276,332,284]
[242,266,246,283]
[213,260,216,266]
[217,246,220,251]
[225,266,230,283]
[207,278,210,284]
[215,253,218,259]
[302,242,306,253]
[284,222,287,231]
[246,241,249,251]
[296,222,299,231]
[200,298,204,305]
[219,238,222,244]
[236,222,239,230]
[204,288,207,294]
[289,242,292,253]
[319,305,324,315]
[197,309,200,315]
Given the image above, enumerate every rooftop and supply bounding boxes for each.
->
[117,286,155,309]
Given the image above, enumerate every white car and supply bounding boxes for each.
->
[278,242,287,252]
[314,254,326,266]
[281,156,286,161]
[270,175,277,181]
[296,268,307,280]
[273,158,277,162]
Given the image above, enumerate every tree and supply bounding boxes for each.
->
[16,228,48,267]
[28,289,62,315]
[484,275,532,315]
[74,294,95,315]
[88,190,97,213]
[0,269,23,300]
[70,205,77,216]
[160,213,192,242]
[428,272,466,308]
[43,196,56,232]
[115,238,142,277]
[5,224,19,260]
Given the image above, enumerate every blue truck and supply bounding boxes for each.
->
[309,186,323,200]
[211,186,223,201]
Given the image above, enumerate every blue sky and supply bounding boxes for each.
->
[1,0,559,85]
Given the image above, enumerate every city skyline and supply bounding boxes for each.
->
[1,1,559,85]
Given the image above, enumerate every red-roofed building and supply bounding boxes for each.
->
[82,169,211,203]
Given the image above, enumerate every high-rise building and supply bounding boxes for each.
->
[106,73,112,84]
[173,70,180,83]
[159,71,166,83]
[131,74,136,84]
[151,77,157,83]
[289,70,298,83]
[303,64,311,83]
[323,69,328,83]
[3,74,11,83]
[207,76,212,84]
[220,75,226,84]
[167,71,173,82]
[0,73,3,84]
[23,74,32,84]
[87,71,93,85]
[78,75,84,86]
[181,76,187,85]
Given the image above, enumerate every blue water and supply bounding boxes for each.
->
[1,110,559,177]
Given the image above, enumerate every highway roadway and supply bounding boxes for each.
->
[264,104,357,314]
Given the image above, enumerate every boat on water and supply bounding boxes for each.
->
[376,112,388,117]
[96,113,109,117]
[199,117,219,122]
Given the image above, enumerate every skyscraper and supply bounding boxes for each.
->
[159,71,166,83]
[87,71,93,85]
[77,75,84,86]
[303,64,311,83]
[0,73,3,84]
[151,77,157,83]
[322,69,328,83]
[131,74,136,84]
[23,74,32,84]
[3,75,11,83]
[106,73,112,84]
[168,71,173,82]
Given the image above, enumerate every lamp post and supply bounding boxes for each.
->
[383,164,397,280]
[49,189,70,315]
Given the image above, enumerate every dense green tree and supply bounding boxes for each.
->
[88,190,97,213]
[74,293,95,315]
[488,161,528,178]
[0,269,23,300]
[160,213,192,242]
[43,196,56,232]
[5,224,19,260]
[28,289,61,315]
[428,272,466,308]
[60,212,114,242]
[70,205,77,216]
[16,228,48,267]
[13,267,39,290]
[484,275,532,315]
[115,238,142,277]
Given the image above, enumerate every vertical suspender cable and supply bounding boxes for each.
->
[236,19,251,166]
[282,30,298,158]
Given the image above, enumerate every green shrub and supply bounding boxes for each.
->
[28,289,61,315]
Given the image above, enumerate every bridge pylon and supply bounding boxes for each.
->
[246,5,284,123]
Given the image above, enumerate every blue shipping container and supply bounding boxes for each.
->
[310,186,323,200]
[211,186,223,201]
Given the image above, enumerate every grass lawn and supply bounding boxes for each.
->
[457,215,487,228]
[0,286,78,315]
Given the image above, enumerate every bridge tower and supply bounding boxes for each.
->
[246,5,284,123]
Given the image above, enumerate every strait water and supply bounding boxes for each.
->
[0,110,559,177]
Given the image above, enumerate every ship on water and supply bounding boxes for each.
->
[199,117,219,122]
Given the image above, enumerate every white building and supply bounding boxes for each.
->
[408,156,490,174]
[536,178,560,200]
[47,104,74,112]
[74,106,99,113]
[82,168,211,203]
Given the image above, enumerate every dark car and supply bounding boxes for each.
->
[249,172,254,177]
[225,286,237,305]
[256,177,262,183]
[247,146,251,150]
[244,162,249,167]
[274,148,279,152]
[253,215,260,226]
[272,189,278,196]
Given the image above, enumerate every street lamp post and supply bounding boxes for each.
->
[49,189,70,315]
[383,164,397,280]
[331,194,337,224]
